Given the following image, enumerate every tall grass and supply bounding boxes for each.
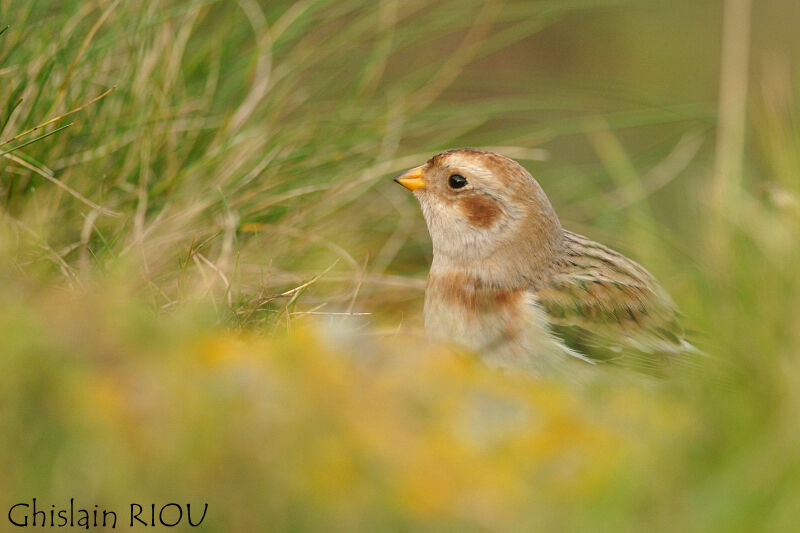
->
[2,0,800,531]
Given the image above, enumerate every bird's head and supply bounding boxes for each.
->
[394,148,563,283]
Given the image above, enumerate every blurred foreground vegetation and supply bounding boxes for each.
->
[2,0,800,531]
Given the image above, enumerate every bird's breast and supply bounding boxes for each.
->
[424,272,526,355]
[423,271,581,372]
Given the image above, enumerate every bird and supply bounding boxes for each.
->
[393,148,693,375]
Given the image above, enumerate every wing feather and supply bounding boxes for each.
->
[533,231,693,371]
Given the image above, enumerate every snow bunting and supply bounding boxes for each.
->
[394,148,691,373]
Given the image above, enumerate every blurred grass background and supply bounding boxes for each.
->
[2,0,800,530]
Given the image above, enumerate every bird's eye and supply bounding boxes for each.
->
[448,174,467,189]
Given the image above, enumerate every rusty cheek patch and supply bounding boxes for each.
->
[458,195,500,228]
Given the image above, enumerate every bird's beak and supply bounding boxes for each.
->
[393,166,426,191]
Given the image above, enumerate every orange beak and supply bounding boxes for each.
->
[393,166,426,191]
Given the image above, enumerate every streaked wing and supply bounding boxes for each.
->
[533,231,692,371]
